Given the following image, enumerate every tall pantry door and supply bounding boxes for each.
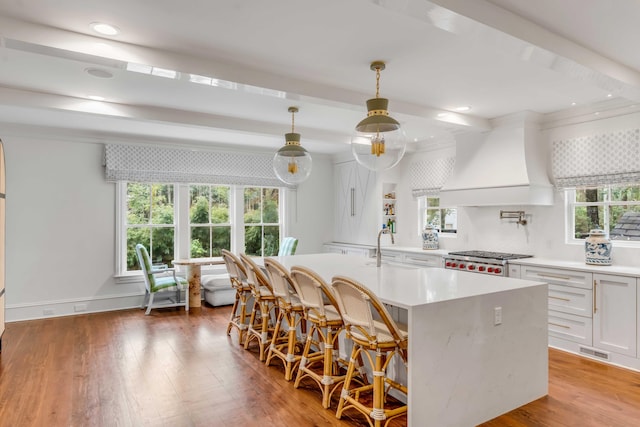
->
[0,139,5,351]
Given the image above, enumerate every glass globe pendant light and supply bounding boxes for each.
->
[273,106,312,184]
[351,61,406,171]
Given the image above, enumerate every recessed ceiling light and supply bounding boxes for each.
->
[413,138,418,142]
[571,102,577,106]
[85,67,114,79]
[87,95,105,101]
[90,22,120,36]
[454,106,471,112]
[437,113,449,118]
[594,111,600,115]
[607,93,613,98]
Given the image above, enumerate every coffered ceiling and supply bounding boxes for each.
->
[0,0,638,154]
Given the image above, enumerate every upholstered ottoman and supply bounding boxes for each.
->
[201,274,235,307]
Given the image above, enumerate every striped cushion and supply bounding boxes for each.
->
[278,237,298,256]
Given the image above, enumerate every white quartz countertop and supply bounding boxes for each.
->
[510,257,640,277]
[273,253,544,309]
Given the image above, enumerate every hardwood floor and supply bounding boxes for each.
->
[0,305,639,427]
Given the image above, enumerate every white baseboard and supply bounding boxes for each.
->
[6,292,145,322]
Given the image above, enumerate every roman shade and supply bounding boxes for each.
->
[104,144,295,188]
[552,129,640,188]
[409,156,455,198]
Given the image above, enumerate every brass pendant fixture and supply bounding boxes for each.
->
[273,106,312,184]
[351,61,406,171]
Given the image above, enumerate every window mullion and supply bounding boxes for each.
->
[176,183,190,259]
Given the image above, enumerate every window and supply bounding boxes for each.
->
[567,185,640,242]
[190,185,231,257]
[118,182,284,275]
[243,187,280,256]
[419,196,457,234]
[125,183,175,270]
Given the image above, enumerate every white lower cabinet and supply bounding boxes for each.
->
[593,274,636,357]
[401,252,442,268]
[547,309,593,346]
[379,249,443,268]
[521,265,637,363]
[322,243,375,258]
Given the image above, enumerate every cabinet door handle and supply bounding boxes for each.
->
[593,279,597,314]
[350,187,355,216]
[548,295,570,302]
[537,272,571,281]
[548,322,570,329]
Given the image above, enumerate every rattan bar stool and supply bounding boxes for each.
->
[240,253,278,362]
[263,258,306,381]
[331,275,408,427]
[221,249,252,345]
[289,266,352,409]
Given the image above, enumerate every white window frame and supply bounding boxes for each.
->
[417,196,457,238]
[565,186,640,247]
[116,182,286,279]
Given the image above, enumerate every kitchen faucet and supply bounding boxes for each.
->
[376,227,395,267]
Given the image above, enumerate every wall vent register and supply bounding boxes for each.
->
[444,251,532,276]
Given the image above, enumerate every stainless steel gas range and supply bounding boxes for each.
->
[443,250,532,277]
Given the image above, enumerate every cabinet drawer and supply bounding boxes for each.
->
[402,253,442,267]
[507,264,521,278]
[380,251,403,263]
[521,266,592,289]
[548,284,593,317]
[548,310,593,346]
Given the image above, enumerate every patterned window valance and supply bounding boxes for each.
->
[552,129,640,188]
[409,156,455,198]
[104,144,294,188]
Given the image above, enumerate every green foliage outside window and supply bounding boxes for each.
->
[244,187,280,256]
[189,185,231,257]
[126,183,175,270]
[424,197,457,234]
[572,185,640,240]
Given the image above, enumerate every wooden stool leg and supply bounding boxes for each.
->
[265,309,285,367]
[284,313,298,381]
[336,343,359,419]
[294,324,316,389]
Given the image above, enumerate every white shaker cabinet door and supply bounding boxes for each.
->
[593,274,636,357]
[333,161,376,245]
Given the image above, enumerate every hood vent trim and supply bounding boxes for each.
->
[440,115,554,206]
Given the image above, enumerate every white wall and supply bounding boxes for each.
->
[286,153,334,254]
[3,132,334,321]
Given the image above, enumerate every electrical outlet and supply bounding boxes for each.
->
[494,307,502,325]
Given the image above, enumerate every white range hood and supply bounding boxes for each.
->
[439,115,554,206]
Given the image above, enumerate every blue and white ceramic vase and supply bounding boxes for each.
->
[585,229,612,265]
[422,225,439,250]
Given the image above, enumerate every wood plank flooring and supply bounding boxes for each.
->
[0,305,639,426]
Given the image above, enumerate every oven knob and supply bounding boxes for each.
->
[468,265,475,270]
[478,266,485,272]
[459,264,466,269]
[487,267,494,273]
[450,263,457,268]
[495,268,502,274]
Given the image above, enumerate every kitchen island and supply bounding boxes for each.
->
[273,253,548,427]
